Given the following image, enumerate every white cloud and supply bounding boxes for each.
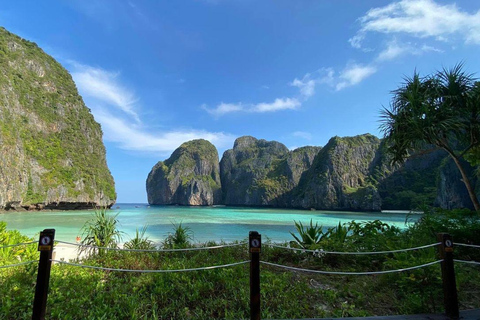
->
[69,62,140,123]
[376,39,408,61]
[291,74,316,99]
[336,64,377,91]
[202,102,244,117]
[292,131,312,140]
[204,97,300,116]
[67,61,235,155]
[95,111,235,155]
[351,0,480,48]
[376,38,445,62]
[253,98,300,112]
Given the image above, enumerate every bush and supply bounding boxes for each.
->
[80,208,123,256]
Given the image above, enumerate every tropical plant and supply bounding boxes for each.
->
[80,208,123,256]
[290,219,327,249]
[0,221,38,265]
[123,225,156,250]
[163,222,193,249]
[380,63,480,210]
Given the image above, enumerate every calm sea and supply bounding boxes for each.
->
[0,204,417,244]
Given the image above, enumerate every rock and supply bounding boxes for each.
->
[147,133,479,211]
[435,157,475,210]
[0,27,115,210]
[146,139,221,205]
[295,134,382,211]
[220,136,290,205]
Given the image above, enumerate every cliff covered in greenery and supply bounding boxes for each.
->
[147,134,478,211]
[294,134,382,210]
[0,28,115,210]
[146,139,222,205]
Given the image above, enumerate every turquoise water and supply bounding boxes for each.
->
[0,204,417,244]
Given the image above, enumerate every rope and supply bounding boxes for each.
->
[456,243,480,249]
[260,260,443,275]
[0,241,36,249]
[454,259,480,266]
[264,242,441,255]
[0,260,37,269]
[55,240,247,253]
[51,260,249,273]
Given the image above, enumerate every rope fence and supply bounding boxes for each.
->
[456,243,480,249]
[0,241,36,249]
[0,260,37,269]
[51,259,249,273]
[1,229,475,320]
[55,240,247,252]
[260,259,443,275]
[454,259,480,266]
[264,242,440,255]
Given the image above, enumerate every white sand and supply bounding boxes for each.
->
[52,243,85,262]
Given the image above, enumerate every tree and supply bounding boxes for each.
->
[380,64,480,211]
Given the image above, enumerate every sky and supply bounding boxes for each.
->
[1,0,480,203]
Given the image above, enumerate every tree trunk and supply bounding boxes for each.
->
[448,153,480,211]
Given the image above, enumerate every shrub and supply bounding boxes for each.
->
[163,222,193,249]
[80,208,123,256]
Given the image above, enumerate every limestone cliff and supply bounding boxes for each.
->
[147,133,479,211]
[0,27,115,210]
[295,134,382,210]
[146,139,221,205]
[220,136,292,205]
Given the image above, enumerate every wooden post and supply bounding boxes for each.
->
[437,233,459,319]
[32,229,55,320]
[249,231,261,320]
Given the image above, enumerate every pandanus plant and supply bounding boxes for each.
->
[290,219,327,249]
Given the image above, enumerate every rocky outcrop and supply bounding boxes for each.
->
[0,27,116,210]
[147,133,479,211]
[146,139,221,205]
[220,136,289,205]
[294,134,382,211]
[435,157,476,210]
[220,136,308,206]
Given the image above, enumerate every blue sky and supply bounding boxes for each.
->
[2,0,480,203]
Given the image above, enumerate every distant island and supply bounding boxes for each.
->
[146,135,477,211]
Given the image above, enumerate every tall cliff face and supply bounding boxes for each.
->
[146,139,221,205]
[0,28,115,210]
[147,133,479,211]
[295,134,382,210]
[220,136,291,205]
[435,157,476,210]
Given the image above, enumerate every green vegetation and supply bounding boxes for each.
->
[124,226,156,250]
[163,222,193,249]
[0,222,38,266]
[1,208,479,319]
[0,27,116,205]
[380,63,480,210]
[80,209,123,256]
[290,219,327,248]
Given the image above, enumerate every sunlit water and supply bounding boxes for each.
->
[0,204,418,244]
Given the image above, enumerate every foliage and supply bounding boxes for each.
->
[380,63,480,210]
[163,222,193,249]
[80,209,123,256]
[0,221,38,266]
[0,27,116,204]
[1,209,480,319]
[290,219,327,249]
[123,226,156,250]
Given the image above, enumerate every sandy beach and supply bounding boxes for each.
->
[52,243,85,262]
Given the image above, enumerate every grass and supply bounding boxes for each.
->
[1,208,480,319]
